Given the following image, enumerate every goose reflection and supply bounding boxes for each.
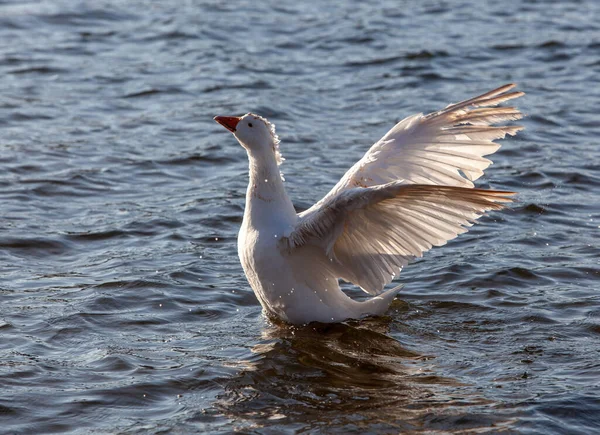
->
[213,315,512,432]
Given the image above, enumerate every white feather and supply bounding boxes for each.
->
[285,183,514,295]
[217,84,524,324]
[302,83,524,210]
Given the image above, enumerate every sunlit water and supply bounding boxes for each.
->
[1,1,599,433]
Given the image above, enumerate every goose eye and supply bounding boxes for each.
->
[248,122,253,128]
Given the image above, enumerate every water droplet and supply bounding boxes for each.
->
[215,237,219,241]
[159,303,162,307]
[264,179,268,183]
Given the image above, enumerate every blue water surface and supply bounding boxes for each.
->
[0,1,599,433]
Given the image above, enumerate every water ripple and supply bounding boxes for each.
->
[0,0,599,433]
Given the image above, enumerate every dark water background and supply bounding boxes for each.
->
[1,0,599,433]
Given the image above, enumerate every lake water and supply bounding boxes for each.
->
[1,0,599,433]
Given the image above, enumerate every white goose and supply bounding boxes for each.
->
[214,84,524,324]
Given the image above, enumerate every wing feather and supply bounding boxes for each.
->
[285,85,523,296]
[300,84,524,218]
[284,184,515,295]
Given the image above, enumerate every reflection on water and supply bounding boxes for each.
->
[217,318,514,433]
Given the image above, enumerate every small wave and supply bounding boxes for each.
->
[405,50,449,59]
[0,237,72,258]
[38,9,136,26]
[64,230,128,242]
[154,153,238,167]
[122,87,186,99]
[141,31,199,42]
[344,51,448,67]
[537,40,566,49]
[202,80,273,94]
[491,43,525,51]
[10,66,67,75]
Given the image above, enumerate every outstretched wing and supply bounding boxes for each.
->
[302,84,523,216]
[284,183,514,295]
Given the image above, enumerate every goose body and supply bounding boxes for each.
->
[214,84,524,324]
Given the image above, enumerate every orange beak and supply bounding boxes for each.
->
[214,116,241,133]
